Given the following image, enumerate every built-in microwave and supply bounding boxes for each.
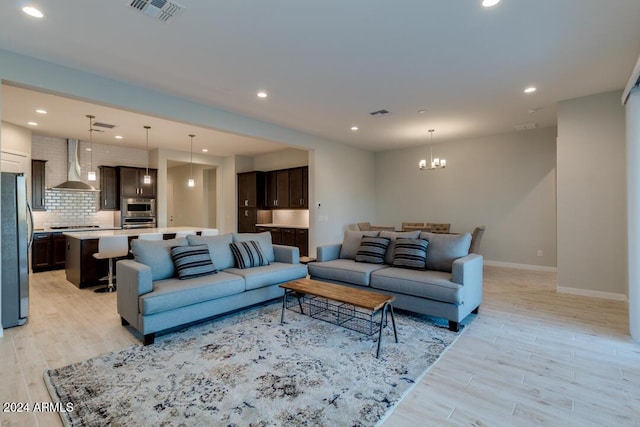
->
[122,198,155,218]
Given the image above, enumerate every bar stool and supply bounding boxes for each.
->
[93,235,129,293]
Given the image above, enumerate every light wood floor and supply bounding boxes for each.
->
[1,266,639,426]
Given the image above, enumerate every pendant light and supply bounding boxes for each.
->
[86,114,96,181]
[188,134,195,187]
[143,125,151,184]
[418,129,446,171]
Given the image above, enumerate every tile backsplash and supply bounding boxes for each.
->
[31,134,147,229]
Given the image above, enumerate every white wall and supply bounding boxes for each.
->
[375,127,557,267]
[557,90,627,298]
[252,148,309,171]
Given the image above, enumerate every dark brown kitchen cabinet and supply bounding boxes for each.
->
[31,159,47,211]
[31,232,67,272]
[99,166,118,210]
[289,166,308,209]
[119,166,157,197]
[296,229,309,257]
[256,226,308,256]
[265,170,290,209]
[238,208,258,233]
[237,171,264,208]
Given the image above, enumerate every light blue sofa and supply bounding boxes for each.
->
[117,232,307,345]
[307,230,483,331]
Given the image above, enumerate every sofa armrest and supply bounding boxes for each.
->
[273,244,300,264]
[451,253,483,309]
[116,259,153,328]
[316,244,342,262]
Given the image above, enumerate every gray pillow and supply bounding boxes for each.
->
[131,237,188,280]
[419,232,472,272]
[393,238,429,270]
[170,244,217,280]
[233,232,274,262]
[187,233,235,270]
[229,240,270,269]
[354,236,391,264]
[379,230,421,265]
[339,230,380,259]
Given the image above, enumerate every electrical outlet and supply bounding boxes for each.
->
[537,249,543,257]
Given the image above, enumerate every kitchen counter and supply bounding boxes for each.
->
[255,223,309,229]
[63,226,204,240]
[63,227,208,288]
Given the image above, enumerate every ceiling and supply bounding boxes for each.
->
[1,1,640,155]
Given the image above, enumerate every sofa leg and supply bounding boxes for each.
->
[142,333,155,346]
[472,306,480,315]
[121,316,130,326]
[448,321,459,332]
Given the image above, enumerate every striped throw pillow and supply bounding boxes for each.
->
[230,240,270,269]
[170,244,217,280]
[354,236,391,264]
[393,238,429,270]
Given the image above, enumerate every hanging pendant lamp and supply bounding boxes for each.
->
[418,129,446,171]
[86,114,96,181]
[143,125,152,184]
[188,134,195,187]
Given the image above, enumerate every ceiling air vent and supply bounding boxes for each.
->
[370,109,391,117]
[92,122,115,129]
[128,0,185,23]
[514,122,539,132]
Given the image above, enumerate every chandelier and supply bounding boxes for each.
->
[418,129,446,170]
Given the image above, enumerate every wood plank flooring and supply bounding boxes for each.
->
[1,266,639,426]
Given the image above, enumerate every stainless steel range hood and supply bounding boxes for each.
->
[50,139,98,191]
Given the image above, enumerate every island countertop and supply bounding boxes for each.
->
[63,226,206,240]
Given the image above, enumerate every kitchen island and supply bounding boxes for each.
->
[64,227,209,288]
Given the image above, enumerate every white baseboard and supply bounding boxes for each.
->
[484,260,557,273]
[557,286,628,302]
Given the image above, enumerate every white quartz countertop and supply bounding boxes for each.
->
[63,227,205,240]
[255,223,309,229]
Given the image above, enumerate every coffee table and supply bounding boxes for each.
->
[279,278,398,358]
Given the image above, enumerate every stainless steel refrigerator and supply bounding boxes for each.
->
[1,172,33,328]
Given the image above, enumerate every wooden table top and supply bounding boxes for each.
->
[280,278,395,312]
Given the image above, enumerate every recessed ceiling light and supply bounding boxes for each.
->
[351,126,359,131]
[417,109,427,115]
[22,6,44,18]
[27,121,38,126]
[114,135,123,139]
[524,86,537,94]
[482,0,500,7]
[35,109,47,114]
[201,148,209,153]
[257,91,268,98]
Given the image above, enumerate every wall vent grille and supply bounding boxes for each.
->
[128,0,184,23]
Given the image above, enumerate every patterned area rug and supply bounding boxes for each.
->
[44,303,463,426]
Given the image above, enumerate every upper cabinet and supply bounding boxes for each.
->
[119,166,156,198]
[99,166,118,210]
[31,159,47,211]
[237,171,265,208]
[265,169,290,209]
[289,166,308,209]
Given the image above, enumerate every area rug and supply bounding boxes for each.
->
[44,303,464,427]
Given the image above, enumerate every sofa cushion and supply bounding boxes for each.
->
[233,232,275,263]
[339,230,380,259]
[225,262,308,291]
[230,240,270,269]
[187,233,235,270]
[393,238,429,270]
[170,244,217,280]
[371,267,463,304]
[308,259,388,287]
[419,232,472,272]
[131,237,188,281]
[355,236,390,264]
[139,271,245,315]
[379,230,421,265]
